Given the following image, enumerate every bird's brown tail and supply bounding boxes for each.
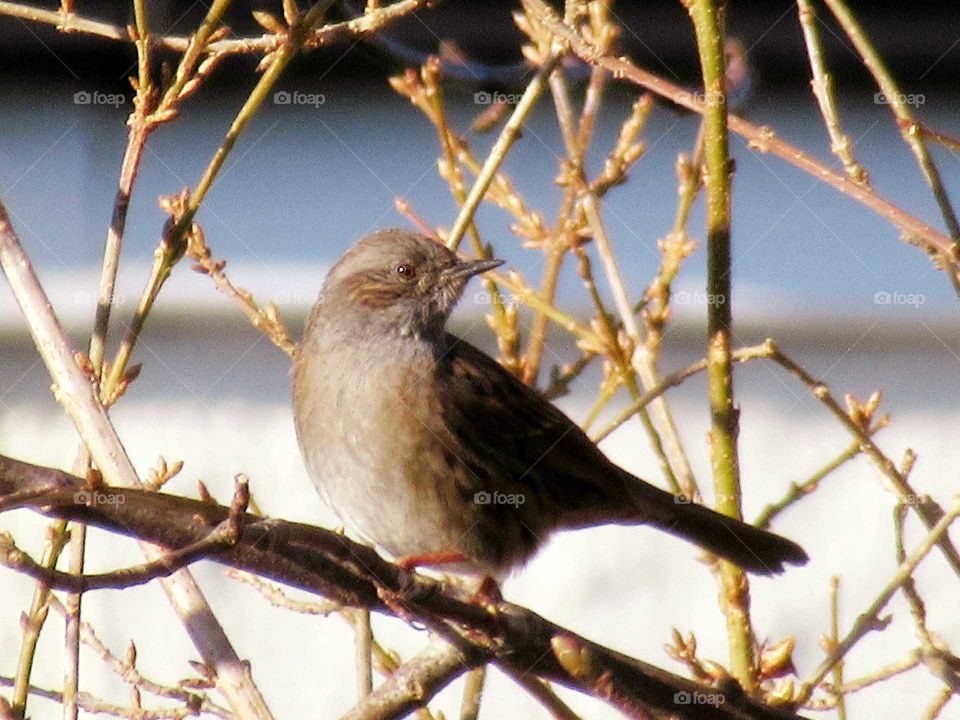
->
[619,475,808,575]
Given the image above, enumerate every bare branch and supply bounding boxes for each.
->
[0,203,274,720]
[0,453,811,720]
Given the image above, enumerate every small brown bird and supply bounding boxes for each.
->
[293,229,807,578]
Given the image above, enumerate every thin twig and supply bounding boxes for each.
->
[523,0,958,269]
[520,12,593,386]
[62,515,85,720]
[102,226,187,402]
[225,569,341,615]
[355,610,374,700]
[796,0,868,184]
[458,667,485,720]
[186,223,297,356]
[421,58,517,373]
[0,481,249,592]
[179,0,337,234]
[10,523,70,716]
[504,670,583,720]
[829,649,921,696]
[445,51,564,252]
[769,345,960,577]
[796,495,960,705]
[593,343,773,443]
[821,0,958,237]
[0,674,231,719]
[44,595,232,717]
[340,636,481,720]
[894,495,960,702]
[829,577,847,720]
[916,122,960,152]
[0,201,274,720]
[755,429,885,529]
[924,688,955,720]
[0,0,430,57]
[539,29,687,493]
[821,0,960,297]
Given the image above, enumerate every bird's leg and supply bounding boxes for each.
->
[469,575,503,611]
[386,552,469,620]
[459,575,508,643]
[394,550,469,571]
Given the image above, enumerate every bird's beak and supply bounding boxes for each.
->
[444,257,504,281]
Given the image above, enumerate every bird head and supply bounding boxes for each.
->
[317,229,502,338]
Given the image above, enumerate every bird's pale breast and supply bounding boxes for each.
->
[293,336,485,566]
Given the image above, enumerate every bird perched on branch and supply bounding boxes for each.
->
[293,229,807,578]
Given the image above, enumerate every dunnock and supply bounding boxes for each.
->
[293,229,807,577]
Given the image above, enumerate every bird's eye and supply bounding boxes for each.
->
[396,263,416,278]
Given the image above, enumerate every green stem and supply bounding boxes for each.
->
[822,0,958,238]
[822,0,960,296]
[686,0,755,693]
[592,343,772,443]
[10,526,70,717]
[446,52,562,252]
[796,0,868,184]
[181,0,336,230]
[163,0,234,104]
[830,576,847,720]
[102,237,183,397]
[522,62,591,385]
[427,66,512,368]
[755,438,865,529]
[795,496,960,704]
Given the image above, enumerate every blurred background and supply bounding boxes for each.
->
[0,1,958,718]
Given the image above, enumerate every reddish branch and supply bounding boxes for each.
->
[0,454,809,720]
